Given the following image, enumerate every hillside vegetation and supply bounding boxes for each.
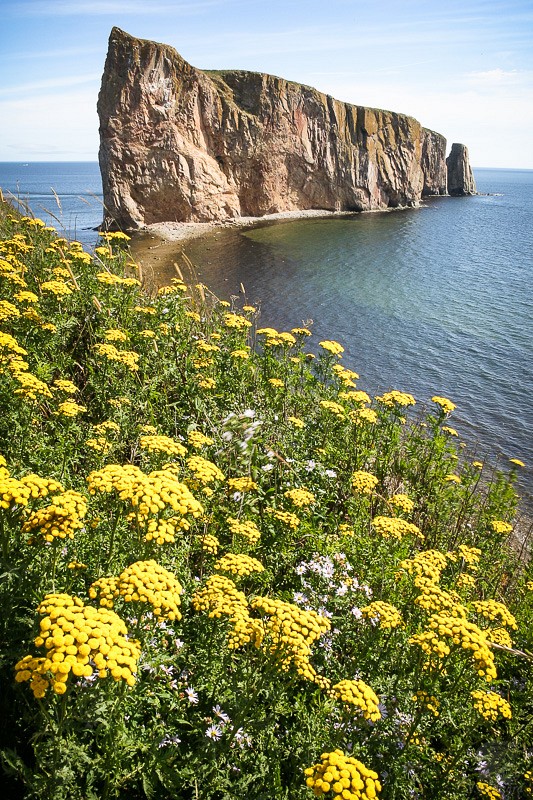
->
[0,204,531,799]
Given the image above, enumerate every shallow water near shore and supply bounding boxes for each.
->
[132,169,533,502]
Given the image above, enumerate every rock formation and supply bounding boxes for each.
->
[98,28,472,229]
[446,143,477,196]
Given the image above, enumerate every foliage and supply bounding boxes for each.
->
[0,204,532,800]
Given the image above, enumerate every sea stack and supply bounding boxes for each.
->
[446,143,477,196]
[98,27,473,230]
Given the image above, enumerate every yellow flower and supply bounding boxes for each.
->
[351,471,378,495]
[304,750,381,800]
[140,435,187,457]
[431,395,456,414]
[227,476,258,492]
[318,340,344,356]
[56,401,87,418]
[223,313,252,330]
[214,552,264,576]
[288,416,305,428]
[332,679,381,720]
[320,400,346,418]
[375,390,415,408]
[361,601,403,629]
[509,458,525,467]
[413,691,440,717]
[227,517,261,545]
[444,474,462,484]
[471,690,512,721]
[284,487,315,507]
[389,493,414,514]
[15,593,141,696]
[490,520,513,535]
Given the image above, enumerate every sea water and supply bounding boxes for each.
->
[178,169,533,500]
[0,162,103,248]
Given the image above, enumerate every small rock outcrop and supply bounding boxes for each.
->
[446,143,477,196]
[98,28,472,229]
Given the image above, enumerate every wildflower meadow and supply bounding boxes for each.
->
[0,200,531,799]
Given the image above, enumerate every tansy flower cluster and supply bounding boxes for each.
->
[192,575,262,650]
[186,455,224,485]
[332,679,381,721]
[55,401,87,418]
[371,516,422,541]
[413,577,467,617]
[266,508,301,529]
[319,340,344,356]
[350,407,378,425]
[399,550,448,582]
[96,272,140,288]
[53,379,78,394]
[456,544,482,568]
[0,470,63,509]
[214,552,264,577]
[22,490,87,542]
[257,328,297,347]
[320,400,346,418]
[15,593,140,696]
[375,390,415,407]
[200,533,220,554]
[227,476,258,492]
[226,517,261,545]
[431,396,456,414]
[389,493,414,514]
[490,520,513,535]
[93,343,139,371]
[284,487,315,507]
[90,560,183,620]
[140,435,187,457]
[412,691,440,717]
[351,471,379,495]
[476,782,502,799]
[187,430,214,449]
[484,627,513,647]
[223,313,252,330]
[87,464,203,530]
[471,690,512,721]
[250,596,330,687]
[410,614,497,680]
[361,601,403,629]
[304,750,381,799]
[471,600,517,630]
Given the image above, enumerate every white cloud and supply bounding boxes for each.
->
[466,68,525,86]
[0,74,101,98]
[0,89,99,160]
[17,0,233,16]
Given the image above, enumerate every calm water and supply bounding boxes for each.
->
[0,162,103,248]
[174,169,533,499]
[1,162,531,499]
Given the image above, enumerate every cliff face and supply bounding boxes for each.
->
[98,28,454,229]
[447,143,477,196]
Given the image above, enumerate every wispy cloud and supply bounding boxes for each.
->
[0,45,102,62]
[16,0,236,16]
[0,73,101,98]
[466,68,530,86]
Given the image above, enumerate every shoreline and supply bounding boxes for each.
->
[137,208,358,244]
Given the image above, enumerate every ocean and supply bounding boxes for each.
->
[0,161,103,248]
[0,162,531,501]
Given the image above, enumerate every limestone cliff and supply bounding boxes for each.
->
[446,143,477,196]
[98,28,460,229]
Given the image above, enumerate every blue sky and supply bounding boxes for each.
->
[1,0,532,167]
